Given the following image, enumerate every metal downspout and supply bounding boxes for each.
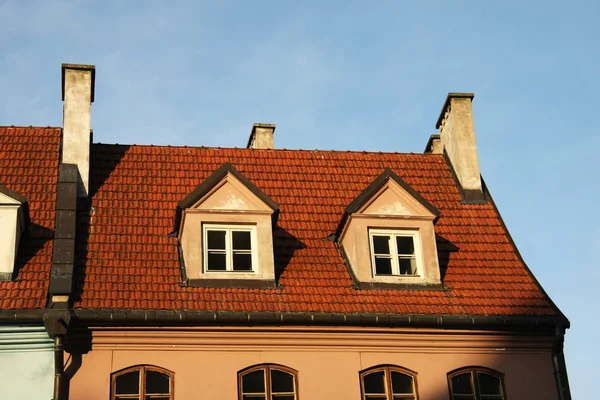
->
[553,327,571,400]
[53,335,64,400]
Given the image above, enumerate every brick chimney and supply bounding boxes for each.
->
[436,93,484,202]
[61,63,95,199]
[247,123,275,149]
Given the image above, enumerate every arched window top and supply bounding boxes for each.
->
[448,366,505,400]
[360,365,419,400]
[111,365,174,400]
[238,363,298,400]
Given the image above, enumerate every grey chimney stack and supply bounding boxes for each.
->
[61,63,95,199]
[436,93,484,201]
[247,123,275,149]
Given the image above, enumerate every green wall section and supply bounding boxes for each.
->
[0,325,53,400]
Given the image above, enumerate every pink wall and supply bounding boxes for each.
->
[67,327,558,400]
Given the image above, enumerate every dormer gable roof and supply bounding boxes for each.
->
[0,184,30,226]
[336,168,439,240]
[175,162,279,231]
[346,168,439,218]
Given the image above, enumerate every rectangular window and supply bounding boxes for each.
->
[204,225,257,273]
[369,229,421,277]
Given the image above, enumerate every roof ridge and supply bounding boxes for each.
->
[0,125,61,129]
[92,141,441,156]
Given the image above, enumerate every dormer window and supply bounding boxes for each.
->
[176,163,279,289]
[369,229,421,277]
[204,224,257,273]
[336,169,441,289]
[0,185,29,281]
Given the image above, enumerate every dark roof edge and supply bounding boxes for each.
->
[71,309,567,332]
[0,183,28,204]
[0,309,46,322]
[344,168,440,219]
[483,177,570,329]
[178,162,279,212]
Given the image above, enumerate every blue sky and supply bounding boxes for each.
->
[1,0,598,397]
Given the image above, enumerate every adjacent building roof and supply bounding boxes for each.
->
[0,127,61,309]
[72,142,561,318]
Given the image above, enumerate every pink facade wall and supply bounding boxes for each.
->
[67,327,558,400]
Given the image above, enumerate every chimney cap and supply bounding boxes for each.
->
[435,92,474,129]
[61,63,96,102]
[423,134,441,154]
[246,123,276,148]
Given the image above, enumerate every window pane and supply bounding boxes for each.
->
[396,236,414,255]
[451,373,474,395]
[146,397,170,400]
[363,371,386,394]
[146,370,170,394]
[374,257,392,275]
[207,230,226,249]
[394,397,415,400]
[398,258,417,275]
[391,371,413,394]
[242,370,265,394]
[233,253,253,271]
[271,369,294,393]
[372,235,390,254]
[272,396,295,400]
[243,396,266,400]
[233,231,252,250]
[115,371,140,395]
[207,252,226,270]
[375,258,392,275]
[477,372,502,395]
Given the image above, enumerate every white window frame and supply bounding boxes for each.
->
[203,224,258,274]
[368,229,423,279]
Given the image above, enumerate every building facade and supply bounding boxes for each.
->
[0,64,570,400]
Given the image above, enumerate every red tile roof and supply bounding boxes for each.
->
[73,143,559,317]
[0,127,61,310]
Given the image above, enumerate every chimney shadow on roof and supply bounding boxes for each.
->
[435,233,460,282]
[89,144,131,200]
[72,209,92,306]
[12,223,53,281]
[273,226,306,285]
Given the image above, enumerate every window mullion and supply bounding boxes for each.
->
[140,367,145,399]
[266,366,272,399]
[226,229,233,271]
[473,371,480,400]
[390,235,400,275]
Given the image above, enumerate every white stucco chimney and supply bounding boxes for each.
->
[61,63,95,198]
[247,123,275,149]
[436,93,483,199]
